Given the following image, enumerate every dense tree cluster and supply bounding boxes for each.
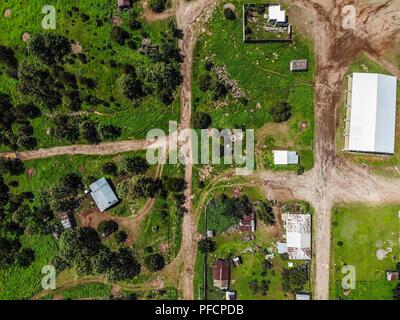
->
[281,266,309,293]
[0,93,40,150]
[49,173,83,212]
[55,227,141,280]
[255,201,275,225]
[27,33,71,65]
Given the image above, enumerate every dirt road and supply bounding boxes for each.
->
[260,0,400,300]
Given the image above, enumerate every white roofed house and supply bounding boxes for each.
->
[273,150,299,165]
[344,73,397,154]
[89,178,119,212]
[267,4,287,27]
[282,213,312,260]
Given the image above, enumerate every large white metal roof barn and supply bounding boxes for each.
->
[346,73,397,154]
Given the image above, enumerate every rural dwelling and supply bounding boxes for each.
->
[239,212,256,232]
[344,73,398,154]
[282,213,312,260]
[117,0,131,10]
[59,212,76,230]
[386,271,399,281]
[89,178,119,212]
[226,291,236,300]
[213,259,230,290]
[267,4,287,26]
[273,150,299,165]
[296,293,311,300]
[290,59,308,71]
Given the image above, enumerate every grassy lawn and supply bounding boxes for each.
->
[40,282,112,300]
[336,53,400,174]
[0,0,180,151]
[330,204,400,300]
[193,0,315,170]
[0,234,58,300]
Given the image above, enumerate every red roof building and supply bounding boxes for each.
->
[213,259,230,290]
[239,212,256,232]
[117,0,131,10]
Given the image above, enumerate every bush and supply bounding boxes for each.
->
[27,33,71,65]
[149,0,169,13]
[144,253,165,272]
[224,8,236,20]
[192,111,212,129]
[198,238,216,253]
[97,220,119,237]
[115,230,128,244]
[123,156,149,174]
[269,101,292,123]
[102,162,118,176]
[99,124,122,140]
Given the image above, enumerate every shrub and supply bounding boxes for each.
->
[269,101,292,123]
[192,111,212,129]
[102,162,118,176]
[115,230,128,244]
[198,238,216,253]
[224,8,236,20]
[97,220,119,237]
[144,253,165,272]
[149,0,169,13]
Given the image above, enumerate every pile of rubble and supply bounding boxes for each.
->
[212,65,247,99]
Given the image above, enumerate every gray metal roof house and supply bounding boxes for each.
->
[90,178,119,212]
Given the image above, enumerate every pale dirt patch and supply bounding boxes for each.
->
[4,9,12,17]
[21,32,31,43]
[26,168,35,177]
[112,16,122,26]
[71,42,83,54]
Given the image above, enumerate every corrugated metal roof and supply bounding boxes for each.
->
[90,178,119,212]
[348,73,397,154]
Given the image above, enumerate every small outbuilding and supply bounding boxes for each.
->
[117,0,131,10]
[296,293,311,300]
[290,59,308,72]
[207,230,215,238]
[59,212,76,230]
[239,212,256,232]
[386,271,399,281]
[89,178,119,212]
[226,291,236,300]
[232,256,242,267]
[213,259,230,290]
[273,150,299,165]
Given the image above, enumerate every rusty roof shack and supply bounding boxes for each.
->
[117,0,131,10]
[213,259,230,290]
[239,212,256,232]
[290,59,308,72]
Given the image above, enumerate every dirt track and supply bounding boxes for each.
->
[261,0,400,300]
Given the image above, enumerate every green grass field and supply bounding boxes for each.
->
[193,0,315,170]
[0,234,58,300]
[0,0,180,151]
[40,282,112,300]
[330,204,400,300]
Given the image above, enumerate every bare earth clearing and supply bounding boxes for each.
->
[3,0,400,300]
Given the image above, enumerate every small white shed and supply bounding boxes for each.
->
[273,150,299,165]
